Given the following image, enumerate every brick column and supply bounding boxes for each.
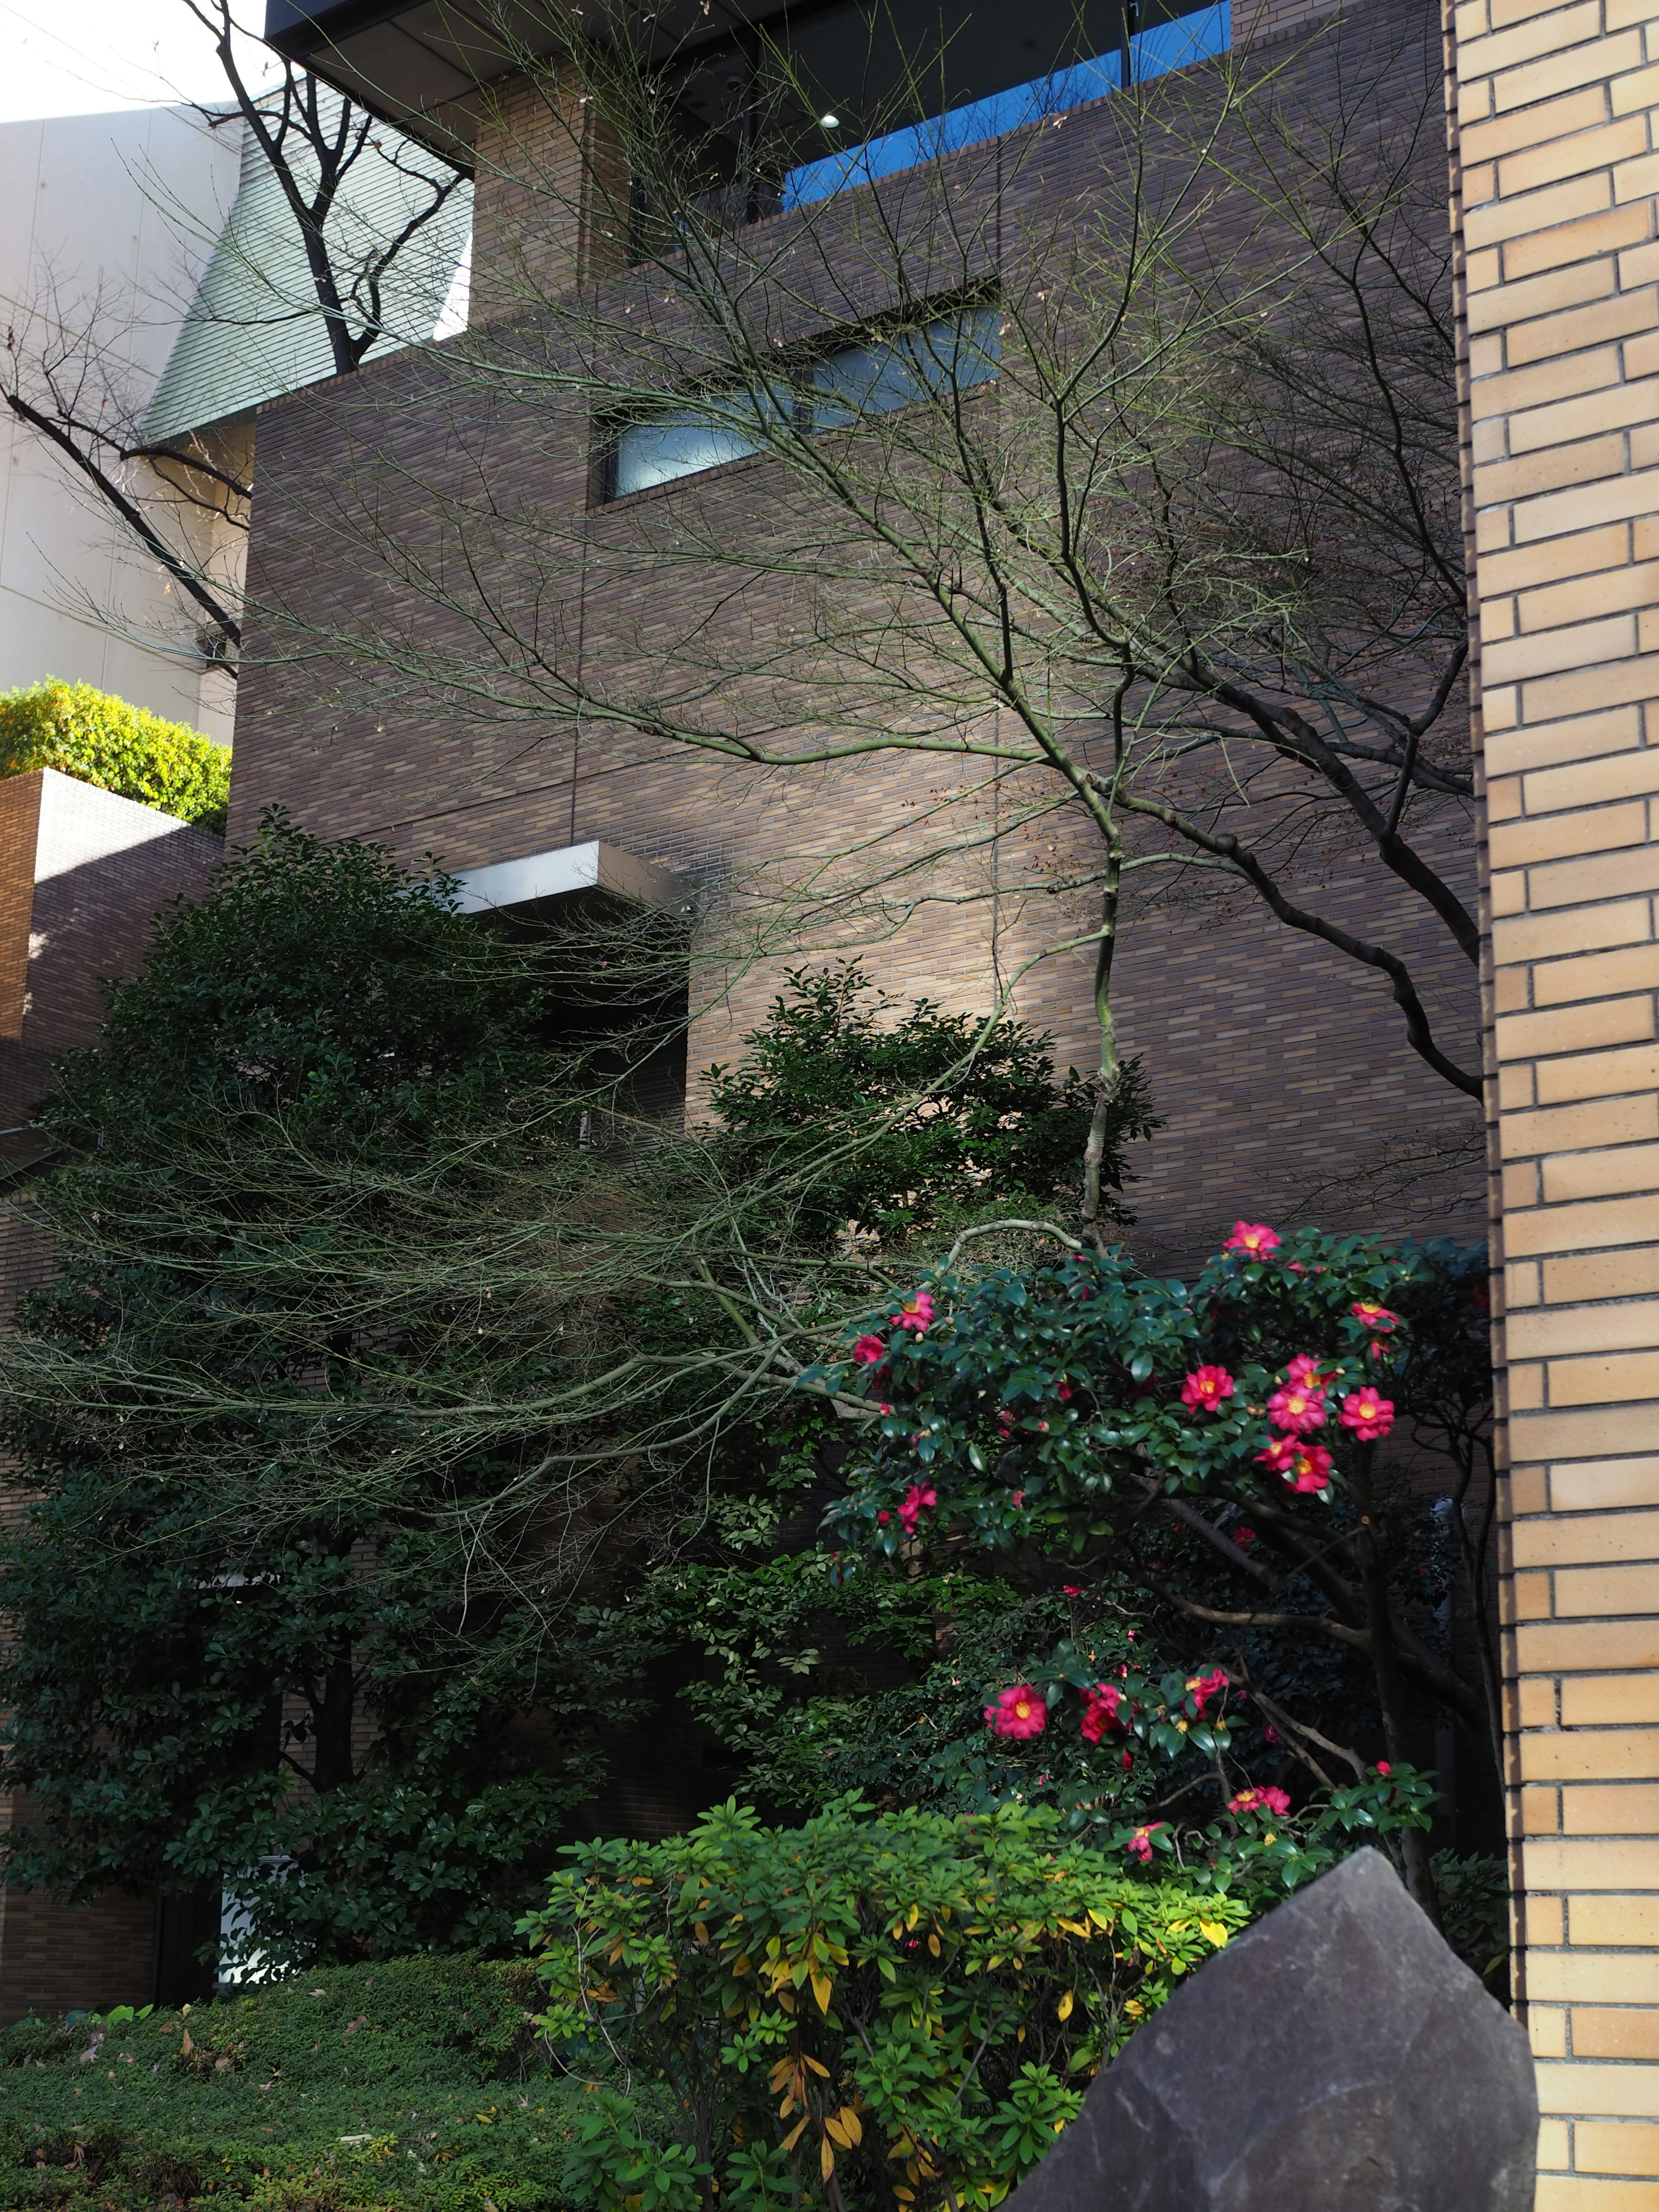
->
[1455,0,1659,2197]
[470,66,628,324]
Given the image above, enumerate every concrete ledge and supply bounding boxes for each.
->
[451,838,677,914]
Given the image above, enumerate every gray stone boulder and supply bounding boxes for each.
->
[1002,1847,1535,2211]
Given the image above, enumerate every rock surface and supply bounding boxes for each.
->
[1001,1847,1536,2211]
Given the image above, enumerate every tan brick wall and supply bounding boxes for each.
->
[1455,0,1659,2191]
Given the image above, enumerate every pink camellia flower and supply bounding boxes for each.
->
[1062,1583,1083,1596]
[1257,1436,1334,1491]
[1286,1443,1333,1493]
[1121,1748,1134,1770]
[1224,1221,1281,1256]
[1263,1724,1281,1745]
[1375,1760,1392,1777]
[1080,1682,1124,1743]
[1285,1353,1327,1386]
[897,1481,938,1534]
[1266,1380,1326,1434]
[852,1334,886,1366]
[1233,1526,1257,1550]
[1228,1785,1292,1818]
[1339,1386,1395,1441]
[997,1408,1015,1438]
[1125,1822,1167,1864]
[877,1510,890,1524]
[1350,1301,1398,1332]
[893,1290,934,1333]
[1180,1364,1235,1414]
[1011,1489,1025,1507]
[985,1683,1047,1739]
[1187,1668,1229,1713]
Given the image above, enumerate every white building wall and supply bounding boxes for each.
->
[0,104,242,737]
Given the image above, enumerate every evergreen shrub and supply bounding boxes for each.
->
[0,680,229,832]
[0,1955,586,2210]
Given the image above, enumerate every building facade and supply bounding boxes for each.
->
[17,0,1655,2195]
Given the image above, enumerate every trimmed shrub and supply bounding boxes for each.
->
[0,680,229,832]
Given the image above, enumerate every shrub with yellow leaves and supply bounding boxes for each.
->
[520,1796,1252,2212]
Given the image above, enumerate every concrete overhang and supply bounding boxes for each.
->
[451,838,677,914]
[263,0,788,162]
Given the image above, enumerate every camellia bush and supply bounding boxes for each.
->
[522,1797,1253,2212]
[0,678,230,831]
[808,1221,1496,1922]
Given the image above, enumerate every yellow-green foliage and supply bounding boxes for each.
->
[525,1798,1255,2212]
[0,680,229,833]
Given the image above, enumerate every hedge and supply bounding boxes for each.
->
[0,681,229,833]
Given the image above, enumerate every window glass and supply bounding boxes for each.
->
[610,310,999,498]
[813,309,1001,428]
[614,412,760,497]
[782,3,1230,210]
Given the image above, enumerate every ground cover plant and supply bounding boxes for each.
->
[0,1955,583,2211]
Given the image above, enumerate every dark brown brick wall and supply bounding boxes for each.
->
[236,0,1478,1276]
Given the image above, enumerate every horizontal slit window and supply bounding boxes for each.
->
[609,307,1000,499]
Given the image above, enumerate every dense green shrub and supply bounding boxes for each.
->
[524,1797,1253,2212]
[0,679,229,831]
[0,817,634,1969]
[706,963,1157,1242]
[0,1955,585,2210]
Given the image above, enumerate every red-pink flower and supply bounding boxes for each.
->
[1080,1682,1125,1743]
[1187,1668,1229,1713]
[985,1683,1047,1739]
[1011,1489,1025,1507]
[1233,1526,1256,1550]
[893,1290,935,1334]
[852,1335,886,1366]
[1375,1760,1392,1777]
[1224,1221,1281,1256]
[1228,1785,1291,1818]
[1263,1724,1281,1745]
[1285,1353,1327,1386]
[1062,1583,1083,1596]
[897,1481,938,1534]
[1339,1386,1395,1441]
[1257,1436,1333,1491]
[1350,1301,1398,1332]
[1125,1822,1167,1864]
[997,1408,1015,1438]
[1267,1380,1326,1434]
[1057,1378,1074,1402]
[1180,1364,1235,1414]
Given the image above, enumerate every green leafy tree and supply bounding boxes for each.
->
[0,814,649,1968]
[706,964,1158,1245]
[0,679,230,830]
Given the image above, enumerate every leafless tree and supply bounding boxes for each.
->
[239,0,1475,1248]
[2,0,467,680]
